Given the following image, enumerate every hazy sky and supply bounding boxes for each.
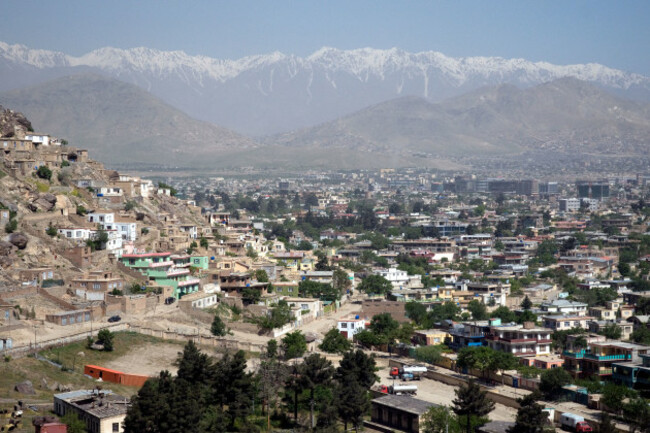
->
[2,0,649,74]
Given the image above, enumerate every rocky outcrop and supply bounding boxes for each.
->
[14,380,35,394]
[0,105,32,138]
[9,233,28,249]
[28,193,57,212]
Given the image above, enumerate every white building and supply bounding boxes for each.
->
[25,133,51,146]
[337,317,366,340]
[88,211,114,225]
[376,267,410,288]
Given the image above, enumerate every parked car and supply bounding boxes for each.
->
[107,315,121,323]
[165,297,176,305]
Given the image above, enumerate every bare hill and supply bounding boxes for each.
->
[0,73,257,168]
[272,78,650,161]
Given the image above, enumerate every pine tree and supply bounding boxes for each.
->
[210,314,227,336]
[336,378,370,433]
[521,296,533,310]
[300,353,335,428]
[507,392,548,433]
[335,349,379,389]
[452,380,494,433]
[175,340,212,384]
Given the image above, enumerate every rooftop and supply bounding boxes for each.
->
[372,395,436,416]
[55,389,128,419]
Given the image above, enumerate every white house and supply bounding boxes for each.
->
[114,220,138,242]
[376,268,410,288]
[337,317,366,340]
[25,133,51,146]
[87,211,115,225]
[58,228,92,240]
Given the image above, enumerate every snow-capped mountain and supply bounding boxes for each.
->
[2,41,649,135]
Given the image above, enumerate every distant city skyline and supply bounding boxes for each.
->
[1,0,649,75]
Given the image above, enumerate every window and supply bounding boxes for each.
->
[341,323,347,329]
[113,422,120,432]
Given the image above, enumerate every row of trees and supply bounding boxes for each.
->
[124,340,378,432]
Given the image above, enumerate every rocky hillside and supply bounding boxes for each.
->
[0,107,207,287]
[0,104,32,138]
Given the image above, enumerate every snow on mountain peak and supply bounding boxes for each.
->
[1,41,648,90]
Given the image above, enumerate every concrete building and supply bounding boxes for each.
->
[53,389,128,433]
[337,317,366,340]
[371,395,435,433]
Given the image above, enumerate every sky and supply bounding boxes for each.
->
[2,0,649,75]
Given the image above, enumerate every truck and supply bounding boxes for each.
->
[559,413,592,432]
[389,365,428,381]
[380,384,418,395]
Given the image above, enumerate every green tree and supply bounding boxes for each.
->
[241,287,261,305]
[422,405,462,433]
[598,323,622,340]
[468,299,488,320]
[602,382,637,415]
[406,301,428,325]
[332,268,352,294]
[631,326,650,345]
[300,353,335,428]
[210,314,227,337]
[282,330,307,359]
[319,327,352,354]
[521,295,533,310]
[4,218,17,233]
[200,236,209,249]
[452,380,494,433]
[335,349,379,389]
[491,306,516,323]
[507,392,548,433]
[415,345,443,365]
[46,223,57,237]
[97,329,114,351]
[539,368,572,400]
[253,269,269,282]
[265,339,278,359]
[37,165,52,180]
[357,274,393,296]
[598,411,617,433]
[336,379,369,433]
[623,397,650,433]
[369,313,400,343]
[61,411,88,433]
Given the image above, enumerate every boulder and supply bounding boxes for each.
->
[14,380,35,394]
[9,233,28,250]
[31,193,57,212]
[0,241,12,256]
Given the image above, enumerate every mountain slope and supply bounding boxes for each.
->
[2,42,649,135]
[0,73,256,167]
[271,78,650,159]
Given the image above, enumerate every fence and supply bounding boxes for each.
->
[128,325,266,353]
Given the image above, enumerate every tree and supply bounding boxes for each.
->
[265,339,278,359]
[332,268,351,294]
[452,380,494,433]
[507,392,548,433]
[422,405,462,433]
[253,269,269,282]
[46,223,57,237]
[491,306,516,323]
[598,411,617,433]
[623,397,650,433]
[336,379,369,433]
[415,345,443,365]
[210,314,227,337]
[61,411,88,433]
[300,353,335,428]
[406,302,428,325]
[36,165,52,180]
[368,313,401,345]
[521,296,533,310]
[4,218,17,233]
[468,299,488,320]
[602,382,636,415]
[335,349,378,389]
[282,330,307,359]
[97,329,114,351]
[599,323,622,340]
[176,340,212,384]
[200,236,209,249]
[631,326,650,345]
[539,367,572,400]
[319,327,352,354]
[241,287,261,305]
[357,274,393,296]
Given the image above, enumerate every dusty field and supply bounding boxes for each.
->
[103,342,183,376]
[374,358,517,422]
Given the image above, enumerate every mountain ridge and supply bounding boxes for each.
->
[2,41,650,135]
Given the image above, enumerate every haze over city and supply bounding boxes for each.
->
[1,3,650,433]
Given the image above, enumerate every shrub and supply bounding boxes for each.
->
[76,205,87,216]
[36,165,52,180]
[46,223,58,237]
[5,219,17,233]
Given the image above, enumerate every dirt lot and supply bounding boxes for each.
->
[374,357,517,422]
[103,342,183,376]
